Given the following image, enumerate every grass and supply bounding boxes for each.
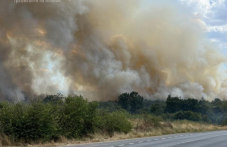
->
[2,119,227,147]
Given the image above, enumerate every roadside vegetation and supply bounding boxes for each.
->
[0,92,227,146]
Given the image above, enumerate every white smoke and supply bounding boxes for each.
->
[0,0,226,101]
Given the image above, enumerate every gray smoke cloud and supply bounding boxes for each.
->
[0,0,226,101]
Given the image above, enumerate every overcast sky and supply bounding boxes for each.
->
[180,0,227,52]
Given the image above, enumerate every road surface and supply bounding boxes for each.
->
[58,130,227,147]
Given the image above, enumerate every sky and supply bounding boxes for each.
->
[179,0,227,52]
[144,0,227,52]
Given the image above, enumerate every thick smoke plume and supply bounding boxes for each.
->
[0,0,226,101]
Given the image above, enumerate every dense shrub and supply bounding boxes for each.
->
[174,111,201,121]
[0,96,100,142]
[222,117,227,126]
[58,96,98,138]
[23,102,58,141]
[98,101,121,112]
[165,96,199,113]
[96,110,132,136]
[162,113,174,120]
[0,102,58,142]
[202,115,211,123]
[150,103,164,116]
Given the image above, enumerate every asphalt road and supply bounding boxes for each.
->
[58,130,227,147]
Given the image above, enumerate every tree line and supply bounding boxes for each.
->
[100,92,227,124]
[0,91,227,144]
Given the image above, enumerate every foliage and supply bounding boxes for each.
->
[163,95,227,124]
[98,101,121,112]
[118,91,143,113]
[202,115,211,123]
[165,95,199,113]
[43,93,64,104]
[222,117,227,126]
[100,93,227,125]
[0,95,132,142]
[96,110,132,136]
[150,103,164,116]
[0,91,227,143]
[0,101,58,142]
[143,114,162,127]
[58,96,99,138]
[173,111,201,121]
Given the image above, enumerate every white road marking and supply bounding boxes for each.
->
[129,143,134,144]
[164,134,224,147]
[119,144,124,146]
[162,138,166,139]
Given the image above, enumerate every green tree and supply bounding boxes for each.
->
[165,95,183,113]
[150,103,164,116]
[58,95,98,138]
[129,92,143,113]
[183,98,199,112]
[118,93,130,110]
[43,93,64,103]
[118,92,143,113]
[99,101,121,112]
[174,111,201,121]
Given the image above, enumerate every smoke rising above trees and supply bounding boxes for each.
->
[0,0,226,101]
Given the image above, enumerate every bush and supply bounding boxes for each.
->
[162,113,174,120]
[98,101,121,112]
[150,103,164,116]
[202,115,211,123]
[222,117,227,126]
[143,114,162,127]
[23,102,58,141]
[96,110,132,136]
[0,96,100,141]
[0,101,58,142]
[174,111,201,121]
[0,95,133,142]
[58,96,98,138]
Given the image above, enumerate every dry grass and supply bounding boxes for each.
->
[0,135,12,147]
[3,120,227,147]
